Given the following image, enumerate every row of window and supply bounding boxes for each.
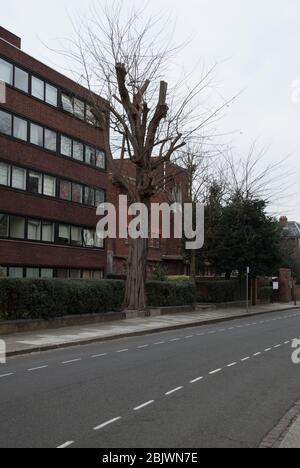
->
[0,214,103,248]
[0,266,104,280]
[0,161,105,207]
[0,56,98,125]
[0,109,106,169]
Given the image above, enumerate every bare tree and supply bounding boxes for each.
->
[61,0,232,310]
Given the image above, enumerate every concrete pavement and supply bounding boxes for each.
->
[0,308,300,447]
[1,303,298,357]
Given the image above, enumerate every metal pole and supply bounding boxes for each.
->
[246,267,249,314]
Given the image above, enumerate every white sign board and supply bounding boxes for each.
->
[273,282,279,290]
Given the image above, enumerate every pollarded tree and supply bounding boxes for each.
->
[63,1,232,310]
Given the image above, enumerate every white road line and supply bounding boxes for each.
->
[284,341,290,345]
[254,352,262,356]
[57,441,74,449]
[116,349,129,353]
[264,348,272,352]
[62,359,82,365]
[0,373,13,378]
[274,344,281,348]
[209,368,222,375]
[137,345,149,349]
[134,400,155,411]
[170,338,181,342]
[241,357,250,362]
[227,362,237,368]
[190,377,203,384]
[91,353,108,358]
[28,366,48,372]
[94,417,122,431]
[165,387,183,396]
[154,342,165,345]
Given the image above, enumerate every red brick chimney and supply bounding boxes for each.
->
[279,216,288,227]
[0,26,21,49]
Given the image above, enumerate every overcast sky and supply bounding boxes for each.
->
[2,0,300,219]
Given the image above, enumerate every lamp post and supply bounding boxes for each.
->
[246,266,250,314]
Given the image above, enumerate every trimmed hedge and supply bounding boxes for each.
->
[196,280,245,304]
[147,281,196,307]
[0,278,197,321]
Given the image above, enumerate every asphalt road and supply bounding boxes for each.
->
[0,309,300,448]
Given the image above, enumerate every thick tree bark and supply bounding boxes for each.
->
[125,237,148,310]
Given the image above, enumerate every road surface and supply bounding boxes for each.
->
[0,309,300,448]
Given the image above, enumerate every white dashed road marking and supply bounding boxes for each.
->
[0,373,13,378]
[94,417,122,431]
[165,387,183,396]
[57,441,74,449]
[134,401,155,411]
[209,368,222,375]
[190,377,204,384]
[62,359,82,365]
[28,366,48,372]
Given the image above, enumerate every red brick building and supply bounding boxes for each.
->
[0,27,189,279]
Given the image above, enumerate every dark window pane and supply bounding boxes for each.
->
[83,229,94,247]
[74,98,85,120]
[10,216,25,239]
[31,76,44,100]
[0,58,13,85]
[70,269,81,279]
[9,267,23,278]
[60,136,72,157]
[0,110,12,135]
[71,226,82,246]
[59,180,71,200]
[44,128,57,151]
[0,214,9,237]
[28,171,42,194]
[85,146,95,166]
[14,67,29,93]
[61,94,73,113]
[26,268,40,279]
[13,116,27,141]
[84,187,95,206]
[0,163,10,186]
[72,183,83,204]
[41,268,53,278]
[56,269,69,279]
[43,175,56,197]
[95,190,105,207]
[0,266,7,278]
[30,123,44,146]
[45,83,58,106]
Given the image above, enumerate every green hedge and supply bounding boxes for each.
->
[196,280,244,304]
[0,278,197,321]
[147,281,196,307]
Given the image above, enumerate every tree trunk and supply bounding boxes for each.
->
[125,236,148,310]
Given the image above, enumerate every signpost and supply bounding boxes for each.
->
[246,267,250,314]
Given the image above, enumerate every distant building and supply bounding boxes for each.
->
[280,216,300,276]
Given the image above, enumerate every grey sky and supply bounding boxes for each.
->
[2,0,300,219]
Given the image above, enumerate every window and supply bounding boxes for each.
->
[43,175,56,197]
[0,214,9,237]
[41,268,53,279]
[73,141,84,162]
[70,269,81,279]
[72,183,83,204]
[60,135,72,157]
[85,146,95,166]
[71,226,82,246]
[31,76,44,100]
[57,224,70,245]
[0,266,7,278]
[30,123,44,147]
[82,270,93,279]
[9,267,23,278]
[26,268,39,279]
[10,216,25,239]
[94,232,104,248]
[14,67,29,93]
[74,98,85,120]
[96,150,106,169]
[0,58,13,85]
[83,229,94,247]
[42,222,54,242]
[44,128,57,152]
[27,219,42,241]
[28,171,42,194]
[45,83,58,106]
[61,94,73,113]
[95,190,105,207]
[0,110,12,135]
[93,271,103,280]
[59,180,71,200]
[84,187,95,206]
[12,167,26,190]
[86,105,98,126]
[13,116,28,141]
[0,163,10,186]
[57,269,69,279]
